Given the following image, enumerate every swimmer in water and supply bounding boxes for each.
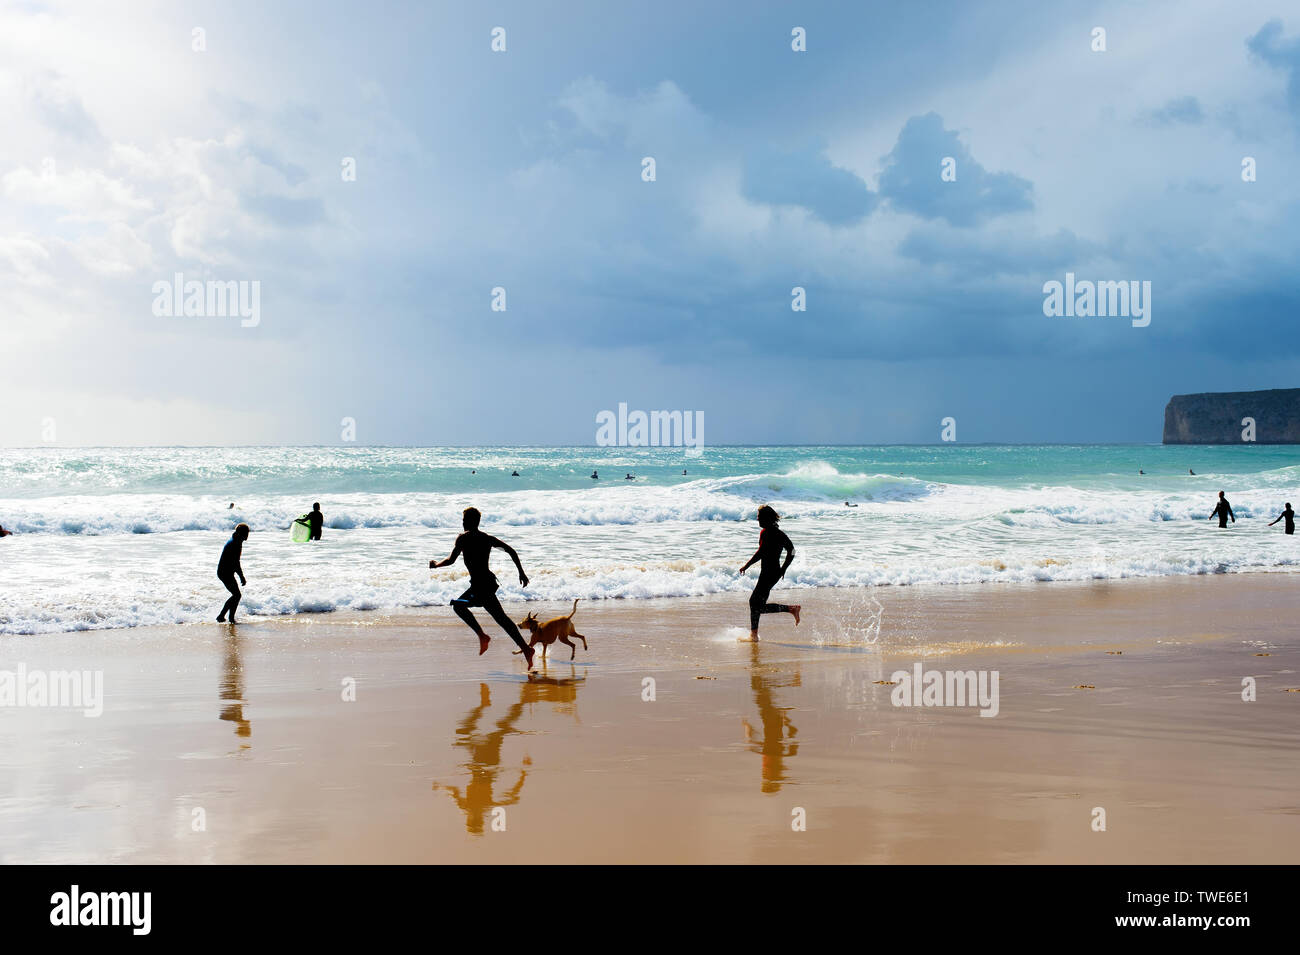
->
[591,470,599,480]
[1269,503,1295,535]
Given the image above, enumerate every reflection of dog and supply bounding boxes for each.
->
[514,599,588,661]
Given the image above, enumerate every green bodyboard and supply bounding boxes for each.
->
[290,517,312,542]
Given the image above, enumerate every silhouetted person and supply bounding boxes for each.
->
[625,473,634,480]
[1269,503,1295,535]
[1189,469,1196,475]
[306,502,323,541]
[228,502,235,509]
[845,501,858,507]
[1139,470,1144,475]
[1210,491,1235,528]
[591,470,599,480]
[738,505,800,641]
[511,470,519,477]
[430,507,535,667]
[217,523,250,623]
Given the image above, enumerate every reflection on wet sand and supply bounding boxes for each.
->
[433,671,586,834]
[742,643,800,794]
[219,624,251,742]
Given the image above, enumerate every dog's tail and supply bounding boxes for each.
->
[567,598,580,619]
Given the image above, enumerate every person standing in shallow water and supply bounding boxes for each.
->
[430,507,536,668]
[1269,503,1295,535]
[306,502,324,540]
[738,505,800,642]
[1210,491,1236,528]
[217,523,250,623]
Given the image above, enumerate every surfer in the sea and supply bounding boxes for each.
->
[429,507,536,667]
[306,502,324,541]
[1268,503,1295,535]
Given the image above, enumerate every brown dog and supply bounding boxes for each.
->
[513,599,588,661]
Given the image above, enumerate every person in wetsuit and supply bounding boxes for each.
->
[1269,503,1295,535]
[1210,491,1236,528]
[306,502,324,541]
[217,523,250,622]
[430,507,535,667]
[738,505,801,642]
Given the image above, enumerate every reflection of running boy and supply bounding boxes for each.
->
[430,507,535,667]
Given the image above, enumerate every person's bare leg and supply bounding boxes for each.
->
[790,605,801,626]
[452,601,490,654]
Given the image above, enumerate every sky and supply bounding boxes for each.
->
[2,0,1299,446]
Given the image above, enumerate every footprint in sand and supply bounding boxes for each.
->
[1073,684,1096,690]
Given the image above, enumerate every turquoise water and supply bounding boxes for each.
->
[1,445,1298,633]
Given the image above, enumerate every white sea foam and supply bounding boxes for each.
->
[3,448,1299,633]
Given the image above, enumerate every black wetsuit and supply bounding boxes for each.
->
[1280,508,1295,534]
[1213,499,1235,528]
[306,508,323,541]
[217,536,244,620]
[447,529,529,651]
[749,527,794,631]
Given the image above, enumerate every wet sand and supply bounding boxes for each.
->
[2,573,1297,863]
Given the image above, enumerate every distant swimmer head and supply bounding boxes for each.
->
[757,504,780,528]
[233,522,250,541]
[228,502,235,509]
[591,471,598,479]
[512,471,519,476]
[463,507,481,531]
[1189,469,1195,475]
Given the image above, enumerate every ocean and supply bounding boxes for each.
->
[2,444,1298,634]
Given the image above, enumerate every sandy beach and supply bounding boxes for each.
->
[2,573,1296,864]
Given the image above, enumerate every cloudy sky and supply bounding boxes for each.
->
[2,0,1299,446]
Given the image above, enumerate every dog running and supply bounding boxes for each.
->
[513,599,588,661]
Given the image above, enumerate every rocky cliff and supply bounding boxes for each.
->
[1163,389,1300,444]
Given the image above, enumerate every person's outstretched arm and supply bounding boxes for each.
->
[739,547,762,574]
[492,537,529,587]
[1269,513,1281,526]
[430,539,462,570]
[237,556,246,585]
[1229,503,1236,522]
